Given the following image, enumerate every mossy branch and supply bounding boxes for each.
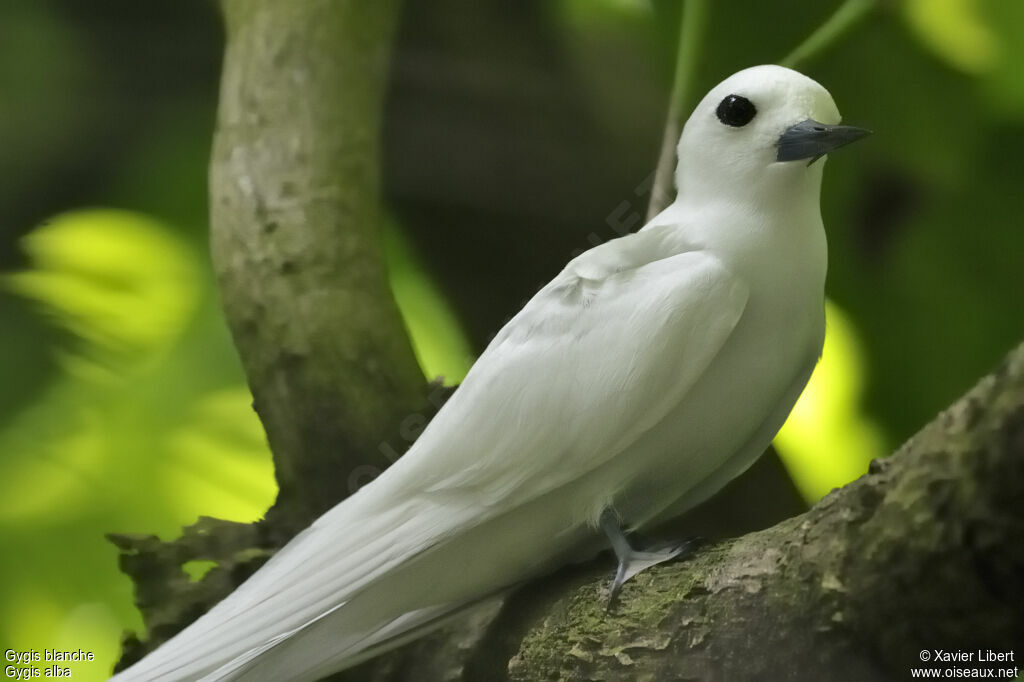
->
[342,342,1024,681]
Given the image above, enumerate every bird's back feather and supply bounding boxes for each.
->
[112,232,750,681]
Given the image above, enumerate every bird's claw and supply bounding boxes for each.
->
[600,509,701,610]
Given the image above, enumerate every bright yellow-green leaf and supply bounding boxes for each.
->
[774,300,887,502]
[5,589,64,652]
[181,560,217,583]
[0,208,275,680]
[164,388,277,523]
[53,603,123,681]
[2,591,124,682]
[0,393,106,523]
[904,0,999,73]
[3,209,199,365]
[383,220,475,385]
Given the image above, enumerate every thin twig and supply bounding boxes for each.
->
[781,0,877,68]
[646,0,709,222]
[645,0,877,222]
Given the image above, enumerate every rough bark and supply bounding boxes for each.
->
[209,0,426,527]
[114,340,1024,677]
[111,0,432,670]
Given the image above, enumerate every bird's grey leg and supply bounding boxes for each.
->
[599,508,697,609]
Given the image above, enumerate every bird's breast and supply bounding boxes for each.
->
[600,267,825,528]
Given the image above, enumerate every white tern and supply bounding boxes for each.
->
[111,64,870,681]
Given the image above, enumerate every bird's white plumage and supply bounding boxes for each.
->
[112,65,850,681]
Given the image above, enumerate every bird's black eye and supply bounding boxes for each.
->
[716,95,757,127]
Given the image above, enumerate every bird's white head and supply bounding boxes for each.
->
[675,65,869,208]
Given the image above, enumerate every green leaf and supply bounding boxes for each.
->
[383,218,475,385]
[775,301,888,502]
[0,209,275,680]
[3,209,199,366]
[903,0,999,73]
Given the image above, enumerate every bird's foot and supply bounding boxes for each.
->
[599,509,699,610]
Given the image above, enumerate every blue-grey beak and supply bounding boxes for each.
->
[776,118,872,164]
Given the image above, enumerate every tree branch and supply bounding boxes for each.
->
[470,341,1024,681]
[646,0,709,221]
[648,0,880,221]
[781,0,878,69]
[328,341,1024,681]
[210,0,426,527]
[112,0,427,669]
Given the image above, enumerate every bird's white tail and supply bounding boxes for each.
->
[109,488,503,681]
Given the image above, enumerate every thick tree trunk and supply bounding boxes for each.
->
[209,0,426,527]
[111,0,431,669]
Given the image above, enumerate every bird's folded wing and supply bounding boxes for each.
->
[385,241,750,509]
[112,239,750,682]
[224,243,753,676]
[252,240,753,647]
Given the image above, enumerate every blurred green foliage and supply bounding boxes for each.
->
[1,1,1022,679]
[0,210,275,680]
[775,301,887,501]
[383,218,474,385]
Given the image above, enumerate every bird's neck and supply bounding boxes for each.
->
[675,158,826,217]
[668,162,829,294]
